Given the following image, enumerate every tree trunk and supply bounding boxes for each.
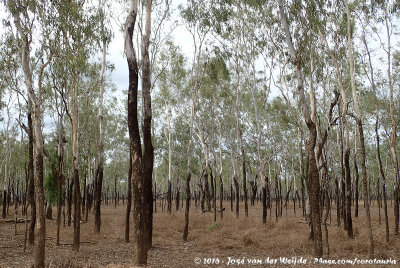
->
[72,166,81,251]
[94,15,107,231]
[354,148,359,218]
[67,178,73,227]
[56,114,64,246]
[183,173,191,241]
[219,174,223,219]
[204,170,211,211]
[125,153,132,243]
[279,0,322,256]
[262,178,267,224]
[141,0,154,250]
[230,183,233,212]
[175,187,180,211]
[28,109,36,245]
[125,0,153,264]
[344,148,353,238]
[234,175,239,218]
[363,28,389,241]
[346,0,374,255]
[167,180,172,213]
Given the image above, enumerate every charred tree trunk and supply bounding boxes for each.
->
[67,178,73,227]
[240,140,248,218]
[230,183,233,212]
[72,167,81,251]
[233,176,239,218]
[125,0,153,264]
[175,187,180,211]
[204,171,211,212]
[279,0,322,256]
[354,151,359,218]
[167,180,172,213]
[219,174,223,219]
[335,177,340,226]
[346,1,374,254]
[344,149,353,238]
[262,177,267,224]
[56,121,64,246]
[28,110,36,245]
[2,190,6,218]
[125,153,132,243]
[183,173,191,241]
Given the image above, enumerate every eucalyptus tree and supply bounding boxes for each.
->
[154,40,187,214]
[94,0,112,234]
[318,0,355,238]
[361,31,390,240]
[0,18,37,245]
[239,1,272,223]
[345,0,374,255]
[46,47,69,245]
[369,0,400,235]
[124,0,154,265]
[179,0,214,240]
[278,0,323,256]
[4,0,59,265]
[55,0,100,251]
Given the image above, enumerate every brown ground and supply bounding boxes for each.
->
[1,201,400,267]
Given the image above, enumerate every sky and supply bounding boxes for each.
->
[0,0,194,133]
[106,0,194,102]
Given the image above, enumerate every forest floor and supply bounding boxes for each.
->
[1,201,400,267]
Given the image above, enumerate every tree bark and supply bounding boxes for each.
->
[125,0,153,264]
[279,0,322,256]
[346,0,374,255]
[141,0,154,250]
[27,107,36,245]
[354,146,359,218]
[362,30,389,242]
[56,113,64,246]
[94,3,107,232]
[125,153,132,243]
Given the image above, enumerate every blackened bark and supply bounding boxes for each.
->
[67,178,73,226]
[125,0,153,264]
[175,188,180,211]
[183,173,191,241]
[94,164,103,234]
[335,177,340,226]
[35,147,45,268]
[241,143,248,217]
[2,190,6,218]
[262,182,267,224]
[125,153,132,243]
[204,171,211,211]
[141,0,154,250]
[306,126,323,256]
[377,122,389,242]
[56,149,64,246]
[72,167,81,251]
[234,175,239,218]
[219,174,223,219]
[230,183,233,212]
[354,154,359,218]
[357,120,374,255]
[167,180,172,213]
[344,149,353,238]
[28,111,36,245]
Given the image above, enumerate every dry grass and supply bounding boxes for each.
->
[1,201,400,267]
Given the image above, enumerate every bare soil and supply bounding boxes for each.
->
[1,201,400,267]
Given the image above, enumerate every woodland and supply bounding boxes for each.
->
[1,0,400,267]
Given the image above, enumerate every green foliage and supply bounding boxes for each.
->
[44,172,58,206]
[207,222,219,230]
